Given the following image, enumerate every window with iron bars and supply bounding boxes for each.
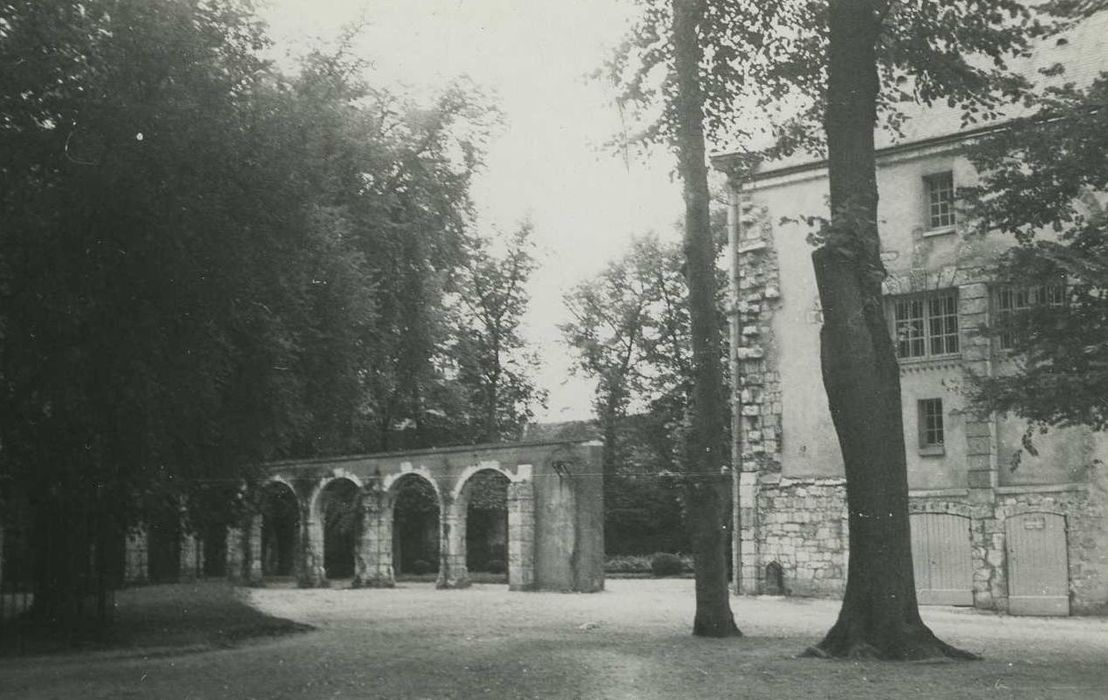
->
[889,289,960,360]
[994,283,1066,350]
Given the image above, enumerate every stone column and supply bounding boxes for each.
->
[226,524,245,582]
[437,495,470,589]
[353,485,395,588]
[507,479,536,591]
[959,281,1003,610]
[737,471,761,594]
[246,514,263,585]
[124,526,148,584]
[179,530,200,581]
[299,504,326,587]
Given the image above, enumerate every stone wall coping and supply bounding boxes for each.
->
[264,438,599,469]
[909,488,969,498]
[995,482,1086,495]
[768,475,847,486]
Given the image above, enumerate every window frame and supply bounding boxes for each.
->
[993,282,1066,351]
[888,289,961,362]
[922,171,956,235]
[917,398,945,456]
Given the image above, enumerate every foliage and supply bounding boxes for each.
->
[650,552,686,578]
[964,73,1108,431]
[561,232,726,557]
[607,0,1042,173]
[561,230,728,472]
[465,470,510,512]
[604,554,654,574]
[0,0,497,618]
[409,560,434,576]
[483,559,507,574]
[439,224,547,444]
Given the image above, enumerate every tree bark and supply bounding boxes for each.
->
[672,0,740,638]
[805,0,973,660]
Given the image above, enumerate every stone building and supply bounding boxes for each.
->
[713,16,1108,615]
[122,439,605,593]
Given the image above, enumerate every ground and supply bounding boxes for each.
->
[1,579,1106,699]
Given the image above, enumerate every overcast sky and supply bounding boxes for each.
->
[263,0,685,423]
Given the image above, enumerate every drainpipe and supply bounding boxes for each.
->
[727,176,744,595]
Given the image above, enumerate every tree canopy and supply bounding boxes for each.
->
[0,0,529,619]
[965,71,1108,431]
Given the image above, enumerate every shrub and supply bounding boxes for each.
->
[605,555,653,574]
[410,559,433,575]
[485,559,507,574]
[650,552,685,577]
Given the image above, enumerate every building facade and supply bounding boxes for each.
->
[714,15,1108,614]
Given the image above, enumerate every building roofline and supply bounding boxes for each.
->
[711,119,1009,184]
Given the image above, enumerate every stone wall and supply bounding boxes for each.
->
[739,474,1107,614]
[754,476,847,597]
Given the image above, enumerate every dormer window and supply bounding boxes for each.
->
[924,171,955,232]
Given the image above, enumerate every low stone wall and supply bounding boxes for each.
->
[742,475,1107,614]
[753,476,848,597]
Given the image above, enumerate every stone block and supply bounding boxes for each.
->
[966,469,995,490]
[964,421,993,438]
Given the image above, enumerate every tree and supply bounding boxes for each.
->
[669,0,739,637]
[442,224,547,444]
[563,235,703,558]
[613,0,1047,655]
[798,0,967,661]
[0,0,491,625]
[563,236,663,479]
[964,72,1108,432]
[776,0,1037,659]
[601,0,740,638]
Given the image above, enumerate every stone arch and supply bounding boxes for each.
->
[383,467,444,505]
[909,501,973,519]
[388,471,443,580]
[459,468,512,582]
[1000,503,1070,520]
[317,477,361,581]
[308,471,365,522]
[450,461,518,503]
[447,463,536,591]
[259,478,301,579]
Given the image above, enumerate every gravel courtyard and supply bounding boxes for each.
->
[1,579,1106,699]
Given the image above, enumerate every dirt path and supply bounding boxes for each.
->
[1,579,1105,699]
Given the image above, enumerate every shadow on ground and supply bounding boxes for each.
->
[0,581,310,658]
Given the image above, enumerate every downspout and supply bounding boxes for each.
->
[726,176,744,595]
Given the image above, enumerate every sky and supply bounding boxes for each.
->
[262,0,686,423]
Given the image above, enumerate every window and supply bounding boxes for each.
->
[994,283,1065,350]
[890,289,960,359]
[918,398,945,455]
[924,171,956,230]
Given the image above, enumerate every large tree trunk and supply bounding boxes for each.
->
[672,0,741,638]
[806,0,972,660]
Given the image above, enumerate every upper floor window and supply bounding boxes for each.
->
[994,283,1065,350]
[890,289,960,359]
[924,171,955,231]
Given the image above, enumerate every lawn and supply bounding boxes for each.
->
[1,579,1105,699]
[0,581,308,657]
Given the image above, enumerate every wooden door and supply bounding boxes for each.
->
[910,513,973,606]
[1006,513,1069,616]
